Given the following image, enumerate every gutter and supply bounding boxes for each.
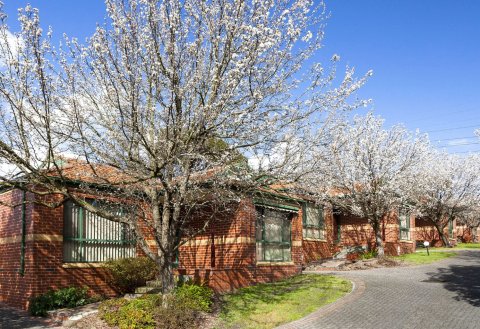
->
[19,190,26,276]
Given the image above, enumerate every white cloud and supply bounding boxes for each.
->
[0,28,23,67]
[447,139,469,146]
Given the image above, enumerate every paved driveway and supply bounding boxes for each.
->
[279,250,480,329]
[0,303,53,329]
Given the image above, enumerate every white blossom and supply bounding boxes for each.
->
[0,0,370,290]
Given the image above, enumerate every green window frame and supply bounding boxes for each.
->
[256,207,292,262]
[448,219,454,238]
[63,200,136,262]
[399,210,410,241]
[302,203,325,240]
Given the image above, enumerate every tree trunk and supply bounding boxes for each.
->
[158,257,175,294]
[375,226,385,258]
[438,229,450,247]
[371,219,385,258]
[473,226,479,243]
[434,223,450,247]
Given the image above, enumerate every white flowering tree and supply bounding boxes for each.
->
[0,1,369,291]
[304,113,430,257]
[411,153,480,246]
[456,208,480,243]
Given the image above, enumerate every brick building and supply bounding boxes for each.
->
[0,187,309,309]
[414,216,458,247]
[456,224,478,243]
[0,181,456,310]
[0,189,122,309]
[331,210,459,256]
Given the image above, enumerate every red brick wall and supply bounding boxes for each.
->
[413,217,456,247]
[0,191,119,309]
[456,225,478,243]
[337,213,375,248]
[384,212,415,255]
[178,199,303,292]
[324,211,415,257]
[179,200,256,270]
[302,240,332,263]
[0,190,37,308]
[30,195,119,306]
[302,207,336,263]
[177,265,302,292]
[2,193,305,308]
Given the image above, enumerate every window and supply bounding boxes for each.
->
[303,204,325,240]
[399,211,410,240]
[448,219,454,238]
[63,200,136,262]
[256,207,292,262]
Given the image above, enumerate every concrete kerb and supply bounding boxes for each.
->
[275,275,366,329]
[47,301,101,327]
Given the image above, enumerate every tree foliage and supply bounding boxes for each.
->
[410,152,480,246]
[304,113,430,256]
[0,1,368,290]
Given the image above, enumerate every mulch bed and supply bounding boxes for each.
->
[305,257,405,272]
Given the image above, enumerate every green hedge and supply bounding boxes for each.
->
[105,257,157,294]
[175,283,214,312]
[29,287,92,316]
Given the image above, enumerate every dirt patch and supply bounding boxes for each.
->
[63,312,109,328]
[305,257,405,272]
[339,257,404,271]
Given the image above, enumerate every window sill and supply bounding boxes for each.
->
[62,262,106,268]
[303,238,327,242]
[399,240,414,243]
[256,261,295,266]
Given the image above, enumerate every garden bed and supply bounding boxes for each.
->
[67,274,351,329]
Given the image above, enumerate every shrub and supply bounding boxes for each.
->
[105,257,157,293]
[175,283,214,312]
[98,283,213,329]
[361,250,378,260]
[154,295,199,329]
[99,295,160,329]
[29,287,90,316]
[98,298,130,326]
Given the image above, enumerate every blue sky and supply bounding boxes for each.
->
[3,1,480,153]
[322,1,480,154]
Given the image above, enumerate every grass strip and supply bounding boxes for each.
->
[216,274,351,329]
[395,250,456,264]
[456,242,480,249]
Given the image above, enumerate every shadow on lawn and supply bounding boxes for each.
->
[424,251,480,307]
[220,275,342,318]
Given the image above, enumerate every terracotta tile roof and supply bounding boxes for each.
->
[44,158,318,204]
[45,159,137,186]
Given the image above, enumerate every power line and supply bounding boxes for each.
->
[413,116,480,128]
[424,124,480,134]
[436,142,480,148]
[433,135,478,142]
[450,149,480,154]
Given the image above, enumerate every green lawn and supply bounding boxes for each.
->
[457,242,480,249]
[216,274,351,329]
[395,250,456,264]
[417,243,480,251]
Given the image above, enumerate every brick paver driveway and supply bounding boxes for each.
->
[279,250,480,329]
